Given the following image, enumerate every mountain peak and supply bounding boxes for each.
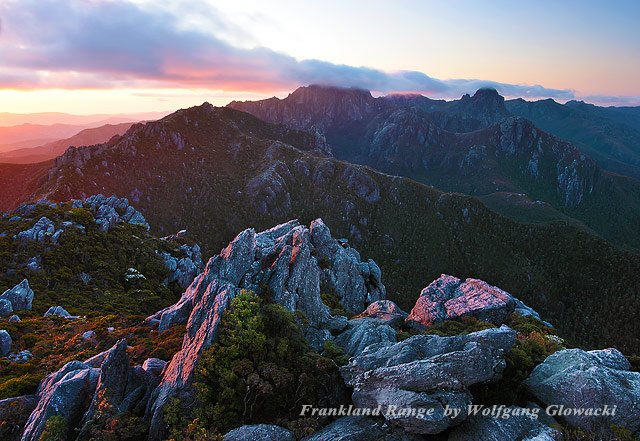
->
[288,84,374,103]
[469,87,504,104]
[455,88,509,123]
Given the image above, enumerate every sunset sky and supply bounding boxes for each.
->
[0,0,639,114]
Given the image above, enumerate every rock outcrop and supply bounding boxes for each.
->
[448,406,563,441]
[0,330,12,356]
[0,280,34,312]
[14,217,62,244]
[301,416,423,441]
[524,348,640,435]
[406,275,517,327]
[159,243,203,289]
[9,195,149,248]
[310,219,385,313]
[145,219,385,440]
[341,326,517,434]
[358,300,407,326]
[82,194,150,232]
[335,318,397,357]
[21,339,159,441]
[43,305,73,318]
[222,424,295,441]
[0,298,13,317]
[21,361,100,441]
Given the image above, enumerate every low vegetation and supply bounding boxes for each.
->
[165,291,350,440]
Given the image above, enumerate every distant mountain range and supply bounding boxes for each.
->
[0,123,134,164]
[0,110,169,127]
[2,103,638,353]
[0,123,91,152]
[506,98,640,180]
[229,85,640,249]
[0,111,169,153]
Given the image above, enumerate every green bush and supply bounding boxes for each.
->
[422,316,496,337]
[39,415,68,441]
[320,292,349,317]
[0,374,41,400]
[67,208,94,227]
[169,291,350,435]
[80,390,147,441]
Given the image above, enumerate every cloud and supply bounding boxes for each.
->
[578,95,640,107]
[0,0,578,101]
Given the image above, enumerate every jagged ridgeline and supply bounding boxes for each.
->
[1,211,639,440]
[229,85,640,250]
[18,102,640,354]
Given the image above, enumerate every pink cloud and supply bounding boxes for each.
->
[0,0,576,100]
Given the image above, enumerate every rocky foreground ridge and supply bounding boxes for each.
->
[1,213,638,440]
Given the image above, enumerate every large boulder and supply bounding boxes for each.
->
[335,318,397,357]
[0,330,12,356]
[222,424,294,441]
[0,279,34,311]
[406,275,517,327]
[142,358,167,377]
[524,348,640,435]
[302,416,422,441]
[78,339,132,431]
[146,219,386,440]
[21,339,155,441]
[21,361,100,441]
[341,326,517,434]
[358,300,408,326]
[448,406,563,440]
[44,305,72,318]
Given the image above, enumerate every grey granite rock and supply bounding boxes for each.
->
[0,329,12,356]
[0,298,13,318]
[44,305,72,318]
[335,317,397,357]
[407,275,528,327]
[525,348,640,435]
[359,300,408,326]
[448,406,563,441]
[302,416,422,441]
[341,326,517,434]
[223,424,295,441]
[145,219,387,439]
[0,279,34,311]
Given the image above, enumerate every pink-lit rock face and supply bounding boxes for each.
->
[407,275,516,327]
[145,218,386,440]
[360,299,408,326]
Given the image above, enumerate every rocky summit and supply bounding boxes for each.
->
[230,85,640,250]
[145,218,384,439]
[1,214,639,440]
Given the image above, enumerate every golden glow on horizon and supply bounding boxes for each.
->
[0,88,276,115]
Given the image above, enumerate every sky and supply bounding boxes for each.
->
[0,0,638,114]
